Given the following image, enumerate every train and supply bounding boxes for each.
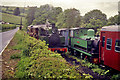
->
[27,24,120,71]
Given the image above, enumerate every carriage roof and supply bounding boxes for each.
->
[70,27,80,30]
[28,25,52,30]
[58,28,68,31]
[101,25,120,32]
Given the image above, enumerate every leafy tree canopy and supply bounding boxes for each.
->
[82,9,107,28]
[32,4,62,25]
[56,8,81,28]
[84,9,107,23]
[107,13,120,25]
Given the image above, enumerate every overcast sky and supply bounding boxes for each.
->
[1,0,119,18]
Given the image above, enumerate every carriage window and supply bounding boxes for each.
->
[102,36,105,47]
[106,38,112,50]
[115,40,120,52]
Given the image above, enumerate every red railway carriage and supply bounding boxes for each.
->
[99,25,120,71]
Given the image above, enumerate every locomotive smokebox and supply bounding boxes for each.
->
[92,38,100,53]
[48,33,61,47]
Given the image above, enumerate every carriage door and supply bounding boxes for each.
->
[100,33,105,61]
[65,30,69,46]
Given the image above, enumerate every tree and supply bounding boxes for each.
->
[6,6,9,11]
[107,16,116,25]
[13,7,20,16]
[26,7,37,25]
[118,13,120,25]
[56,8,81,28]
[83,9,107,28]
[32,4,62,25]
[86,19,103,28]
[107,13,120,25]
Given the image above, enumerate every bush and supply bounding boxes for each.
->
[10,53,21,59]
[112,74,120,80]
[14,31,83,79]
[2,24,16,31]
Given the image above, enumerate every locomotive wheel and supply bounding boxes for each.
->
[73,50,77,56]
[76,51,80,57]
[80,53,85,60]
[74,50,80,57]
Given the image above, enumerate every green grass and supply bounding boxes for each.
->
[10,53,21,59]
[1,12,26,25]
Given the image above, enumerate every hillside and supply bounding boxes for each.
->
[1,12,26,25]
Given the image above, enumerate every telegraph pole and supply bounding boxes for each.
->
[19,3,25,30]
[19,12,22,30]
[19,16,22,30]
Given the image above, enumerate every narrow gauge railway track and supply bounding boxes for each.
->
[61,53,111,80]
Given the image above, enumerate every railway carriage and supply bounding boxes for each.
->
[99,25,120,71]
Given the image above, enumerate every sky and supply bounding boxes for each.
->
[1,0,119,18]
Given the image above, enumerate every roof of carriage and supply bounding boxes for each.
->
[101,25,120,32]
[28,25,52,29]
[58,28,68,31]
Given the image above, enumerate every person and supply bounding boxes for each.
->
[19,26,22,30]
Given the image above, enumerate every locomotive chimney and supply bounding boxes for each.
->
[52,23,55,28]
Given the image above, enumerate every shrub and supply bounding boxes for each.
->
[10,53,21,59]
[14,31,83,79]
[112,74,120,80]
[2,24,16,31]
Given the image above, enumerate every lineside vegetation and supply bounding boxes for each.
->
[11,30,91,79]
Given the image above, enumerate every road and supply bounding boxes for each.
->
[0,27,18,79]
[0,27,19,55]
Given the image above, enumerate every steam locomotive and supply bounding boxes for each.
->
[27,24,120,71]
[27,23,67,53]
[68,25,120,71]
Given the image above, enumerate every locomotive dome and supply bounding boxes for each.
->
[101,25,120,31]
[87,29,95,37]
